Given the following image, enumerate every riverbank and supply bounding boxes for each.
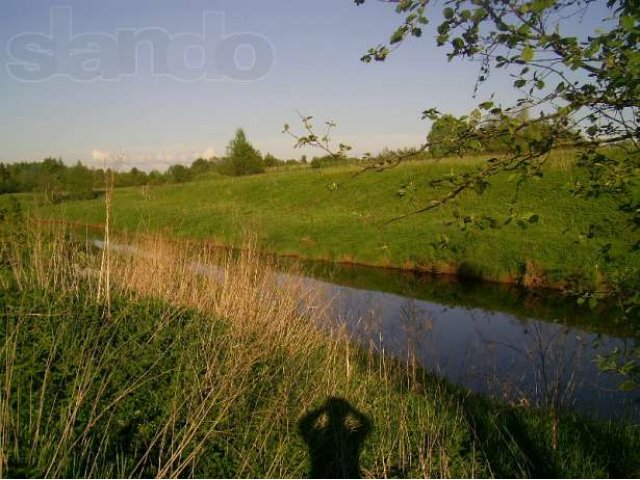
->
[24,217,638,339]
[1,224,639,477]
[27,153,639,291]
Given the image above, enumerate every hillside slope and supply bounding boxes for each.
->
[39,154,639,288]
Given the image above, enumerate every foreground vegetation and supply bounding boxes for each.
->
[30,151,640,292]
[1,221,639,478]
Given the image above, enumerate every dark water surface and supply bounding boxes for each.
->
[299,261,639,421]
[94,239,639,420]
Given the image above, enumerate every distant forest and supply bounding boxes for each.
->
[0,153,302,202]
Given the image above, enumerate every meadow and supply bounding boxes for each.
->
[33,151,640,291]
[1,150,639,477]
[1,221,639,478]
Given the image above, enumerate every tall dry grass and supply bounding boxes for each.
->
[1,221,477,478]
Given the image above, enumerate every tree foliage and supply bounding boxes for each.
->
[190,157,219,176]
[427,114,470,157]
[355,0,638,172]
[64,161,95,200]
[219,129,265,177]
[167,164,193,183]
[0,158,95,201]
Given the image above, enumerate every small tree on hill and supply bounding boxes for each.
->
[64,161,95,200]
[219,129,265,176]
[427,114,470,157]
[191,157,218,176]
[167,164,193,183]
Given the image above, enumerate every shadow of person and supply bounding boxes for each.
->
[298,397,372,479]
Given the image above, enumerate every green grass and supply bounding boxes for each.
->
[2,257,640,477]
[24,152,640,288]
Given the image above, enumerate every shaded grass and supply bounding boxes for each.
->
[1,223,639,477]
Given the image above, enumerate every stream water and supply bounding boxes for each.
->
[94,239,639,421]
[302,261,639,421]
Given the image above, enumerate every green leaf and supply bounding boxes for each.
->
[390,27,406,44]
[468,139,482,150]
[521,45,534,62]
[531,0,554,14]
[472,8,487,22]
[619,379,637,392]
[620,15,635,31]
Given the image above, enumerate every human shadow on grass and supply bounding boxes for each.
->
[298,397,372,479]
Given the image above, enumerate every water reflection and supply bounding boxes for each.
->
[92,239,639,420]
[314,270,638,420]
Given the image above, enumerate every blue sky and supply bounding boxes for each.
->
[0,0,609,171]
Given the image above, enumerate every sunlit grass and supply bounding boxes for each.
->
[31,150,639,290]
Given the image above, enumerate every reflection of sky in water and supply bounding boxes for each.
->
[92,239,640,420]
[321,282,639,420]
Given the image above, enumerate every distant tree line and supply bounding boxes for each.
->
[0,157,96,202]
[0,117,586,202]
[292,108,583,169]
[0,129,303,201]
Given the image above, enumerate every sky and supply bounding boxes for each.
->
[0,0,611,171]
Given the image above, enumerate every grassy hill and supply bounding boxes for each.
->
[31,151,640,289]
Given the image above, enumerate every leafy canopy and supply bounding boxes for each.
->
[427,114,470,157]
[355,0,638,166]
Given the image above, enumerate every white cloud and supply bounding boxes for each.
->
[200,147,216,159]
[91,149,110,162]
[85,146,221,172]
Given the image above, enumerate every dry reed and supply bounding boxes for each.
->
[1,220,479,478]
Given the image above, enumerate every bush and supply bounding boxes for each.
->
[309,155,352,169]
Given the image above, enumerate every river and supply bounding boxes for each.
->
[94,239,640,421]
